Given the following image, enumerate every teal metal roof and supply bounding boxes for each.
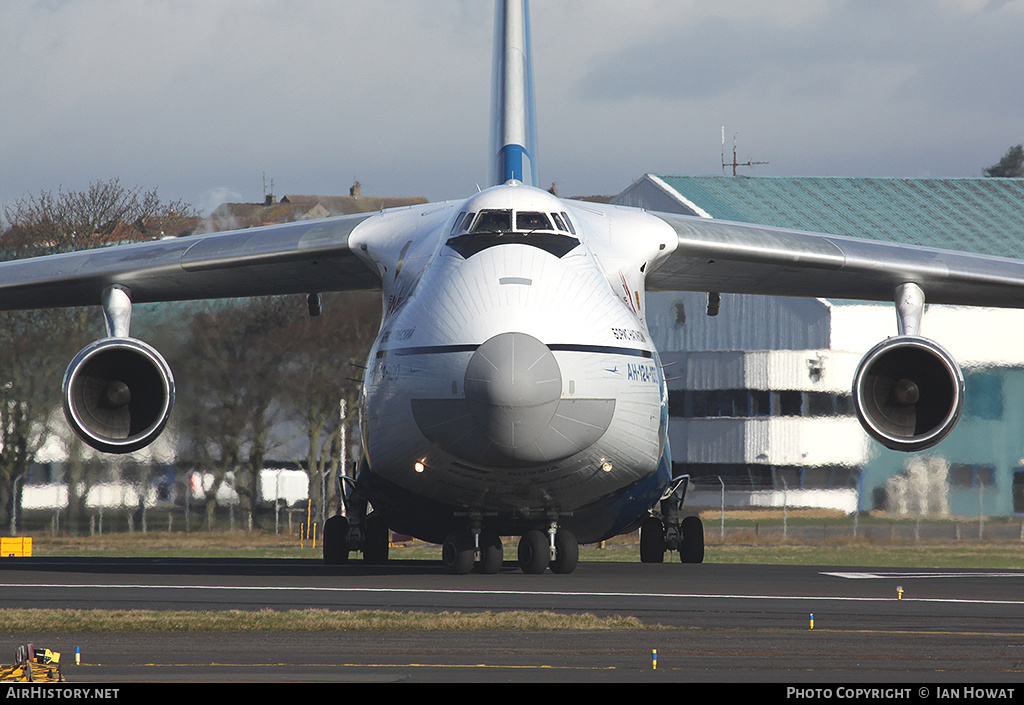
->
[653,176,1024,259]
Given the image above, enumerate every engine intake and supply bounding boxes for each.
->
[62,338,175,454]
[853,336,963,452]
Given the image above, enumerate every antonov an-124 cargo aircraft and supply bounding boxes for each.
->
[4,1,1023,573]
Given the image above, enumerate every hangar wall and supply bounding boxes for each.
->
[616,175,1024,517]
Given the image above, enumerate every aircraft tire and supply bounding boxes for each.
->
[517,530,549,574]
[476,531,504,574]
[363,514,390,564]
[639,516,666,563]
[323,515,350,565]
[442,531,475,575]
[550,529,579,574]
[680,515,705,564]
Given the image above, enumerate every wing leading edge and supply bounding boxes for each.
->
[0,210,387,311]
[645,211,1024,308]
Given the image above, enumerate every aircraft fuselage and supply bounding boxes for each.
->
[352,182,677,543]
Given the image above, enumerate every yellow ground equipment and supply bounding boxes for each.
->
[0,644,63,682]
[1,537,32,557]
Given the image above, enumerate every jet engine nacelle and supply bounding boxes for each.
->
[852,336,964,452]
[62,337,175,454]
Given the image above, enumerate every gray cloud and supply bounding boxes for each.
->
[1,1,1022,213]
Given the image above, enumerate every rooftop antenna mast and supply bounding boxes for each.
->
[721,127,769,176]
[262,171,275,205]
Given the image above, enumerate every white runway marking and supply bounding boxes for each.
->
[3,582,1024,606]
[823,571,1024,580]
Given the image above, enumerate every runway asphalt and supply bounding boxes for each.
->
[1,557,1023,684]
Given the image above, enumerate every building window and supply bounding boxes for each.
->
[777,391,803,417]
[750,390,771,417]
[667,388,854,419]
[950,464,996,489]
[675,463,860,491]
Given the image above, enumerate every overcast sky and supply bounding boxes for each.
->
[2,0,1022,216]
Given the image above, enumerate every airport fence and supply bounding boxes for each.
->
[11,503,312,538]
[10,503,1024,547]
[687,511,1024,544]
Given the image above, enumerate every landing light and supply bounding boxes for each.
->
[601,459,613,473]
[414,460,426,473]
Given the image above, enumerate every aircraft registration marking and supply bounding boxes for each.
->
[626,362,657,383]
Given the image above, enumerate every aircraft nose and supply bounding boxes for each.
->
[410,332,616,468]
[465,332,561,408]
[465,332,561,449]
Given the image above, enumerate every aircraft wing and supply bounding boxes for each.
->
[0,211,383,310]
[645,211,1024,308]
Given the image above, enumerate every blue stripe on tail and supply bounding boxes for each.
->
[490,0,537,187]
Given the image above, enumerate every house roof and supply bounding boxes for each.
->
[208,194,428,230]
[619,175,1024,259]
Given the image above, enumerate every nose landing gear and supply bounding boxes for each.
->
[440,518,580,575]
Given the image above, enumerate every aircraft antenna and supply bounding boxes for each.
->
[721,127,768,176]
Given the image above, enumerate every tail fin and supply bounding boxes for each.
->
[490,0,538,187]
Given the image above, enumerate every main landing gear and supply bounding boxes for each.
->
[516,524,578,575]
[441,527,504,575]
[323,494,391,565]
[639,475,705,564]
[441,520,579,575]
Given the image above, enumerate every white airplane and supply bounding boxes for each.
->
[4,0,1024,574]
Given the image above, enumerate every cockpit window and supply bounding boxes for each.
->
[472,209,513,232]
[516,211,551,231]
[451,211,467,234]
[457,211,476,233]
[448,207,580,259]
[560,211,576,235]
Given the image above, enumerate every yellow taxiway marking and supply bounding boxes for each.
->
[80,662,615,671]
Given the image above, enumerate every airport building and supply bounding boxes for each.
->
[614,175,1024,517]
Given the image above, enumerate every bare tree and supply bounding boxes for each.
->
[0,179,198,534]
[175,297,298,529]
[172,291,378,530]
[279,292,379,522]
[2,178,197,252]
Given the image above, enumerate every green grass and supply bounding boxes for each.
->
[0,609,657,632]
[17,524,1024,569]
[705,541,1024,569]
